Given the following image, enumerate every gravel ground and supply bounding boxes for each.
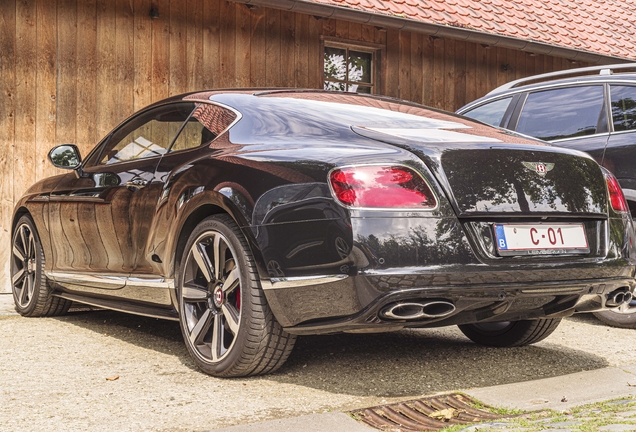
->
[1,294,635,432]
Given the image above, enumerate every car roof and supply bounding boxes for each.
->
[459,63,636,112]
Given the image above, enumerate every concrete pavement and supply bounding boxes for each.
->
[3,292,636,431]
[208,365,636,431]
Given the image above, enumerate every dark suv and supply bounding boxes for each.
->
[458,63,636,328]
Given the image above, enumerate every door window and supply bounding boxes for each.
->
[610,85,636,132]
[516,86,604,141]
[461,97,512,127]
[96,103,196,165]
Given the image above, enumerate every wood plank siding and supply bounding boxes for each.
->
[0,0,588,291]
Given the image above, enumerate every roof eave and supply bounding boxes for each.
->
[231,0,630,65]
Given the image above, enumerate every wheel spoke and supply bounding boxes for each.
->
[189,309,213,345]
[221,303,240,336]
[222,268,239,293]
[617,302,632,313]
[191,242,214,283]
[210,313,223,361]
[213,235,227,281]
[182,283,208,302]
[20,276,29,305]
[12,244,25,261]
[27,231,34,259]
[19,226,28,258]
[11,268,25,286]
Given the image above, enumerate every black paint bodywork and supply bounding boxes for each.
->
[13,90,636,334]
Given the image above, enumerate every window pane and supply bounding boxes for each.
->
[610,85,636,132]
[462,97,512,127]
[516,86,603,141]
[348,50,372,83]
[171,104,237,152]
[324,81,346,91]
[348,84,371,94]
[99,103,195,165]
[324,47,347,81]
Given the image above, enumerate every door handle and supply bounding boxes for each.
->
[126,179,149,191]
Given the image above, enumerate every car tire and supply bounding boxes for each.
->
[593,308,636,329]
[10,215,72,317]
[458,318,561,347]
[177,214,296,377]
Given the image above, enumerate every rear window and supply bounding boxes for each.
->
[610,85,636,132]
[461,97,512,127]
[516,86,604,141]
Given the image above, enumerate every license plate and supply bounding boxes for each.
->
[493,223,589,256]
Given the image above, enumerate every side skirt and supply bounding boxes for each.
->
[53,292,179,321]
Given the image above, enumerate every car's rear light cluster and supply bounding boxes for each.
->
[604,169,629,213]
[328,165,437,209]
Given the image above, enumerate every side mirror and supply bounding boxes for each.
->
[48,144,82,170]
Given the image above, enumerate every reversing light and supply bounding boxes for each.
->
[328,165,437,209]
[604,169,629,213]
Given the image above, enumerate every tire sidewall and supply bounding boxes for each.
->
[11,215,45,316]
[594,310,636,329]
[176,215,257,375]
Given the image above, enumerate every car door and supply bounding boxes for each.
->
[144,102,240,276]
[510,85,609,164]
[604,84,636,204]
[47,102,197,290]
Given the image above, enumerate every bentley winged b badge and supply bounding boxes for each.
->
[522,161,554,176]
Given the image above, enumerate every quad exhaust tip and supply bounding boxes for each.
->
[606,289,633,308]
[381,300,456,320]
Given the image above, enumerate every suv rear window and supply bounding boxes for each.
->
[462,97,512,127]
[516,86,604,141]
[610,85,636,132]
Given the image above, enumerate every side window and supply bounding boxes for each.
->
[98,102,196,165]
[461,97,512,127]
[516,86,604,141]
[610,85,636,132]
[170,104,237,152]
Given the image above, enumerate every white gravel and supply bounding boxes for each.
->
[1,295,635,432]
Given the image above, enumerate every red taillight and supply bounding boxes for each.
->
[605,170,629,213]
[328,165,437,209]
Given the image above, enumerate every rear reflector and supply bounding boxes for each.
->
[604,169,629,213]
[329,165,437,209]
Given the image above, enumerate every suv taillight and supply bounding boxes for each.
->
[604,169,629,213]
[328,165,437,209]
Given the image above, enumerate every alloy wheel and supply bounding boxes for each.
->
[180,231,242,363]
[11,223,37,308]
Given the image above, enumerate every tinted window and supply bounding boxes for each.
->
[610,85,636,132]
[516,86,603,141]
[97,103,196,165]
[170,104,237,152]
[462,97,512,127]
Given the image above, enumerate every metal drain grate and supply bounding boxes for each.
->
[350,393,505,431]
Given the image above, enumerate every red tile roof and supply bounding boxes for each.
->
[309,0,636,60]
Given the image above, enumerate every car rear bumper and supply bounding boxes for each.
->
[263,274,636,335]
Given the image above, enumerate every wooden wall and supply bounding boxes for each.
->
[0,0,589,292]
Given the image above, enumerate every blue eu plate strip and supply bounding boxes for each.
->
[494,224,507,250]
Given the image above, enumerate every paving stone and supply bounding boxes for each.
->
[598,425,636,431]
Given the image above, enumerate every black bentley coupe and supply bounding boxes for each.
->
[11,90,636,377]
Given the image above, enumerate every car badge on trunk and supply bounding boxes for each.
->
[522,161,554,176]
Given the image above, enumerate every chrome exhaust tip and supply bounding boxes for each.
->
[381,301,456,320]
[606,289,632,307]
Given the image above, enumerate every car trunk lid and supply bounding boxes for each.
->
[352,126,608,218]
